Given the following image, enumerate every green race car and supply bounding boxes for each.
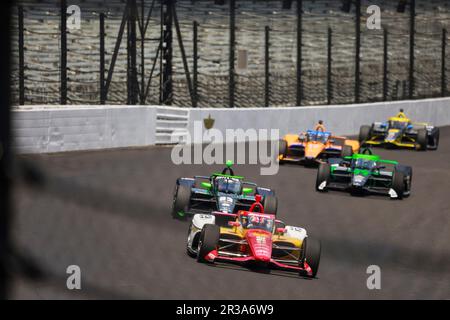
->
[315,149,412,199]
[172,161,278,219]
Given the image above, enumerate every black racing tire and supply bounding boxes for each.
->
[278,139,287,157]
[396,165,413,197]
[392,170,405,200]
[416,129,428,151]
[172,184,191,220]
[197,224,220,263]
[428,128,440,151]
[341,145,353,158]
[359,125,372,143]
[404,172,413,198]
[316,163,331,192]
[300,237,321,278]
[263,194,278,216]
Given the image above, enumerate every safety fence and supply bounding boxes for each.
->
[9,0,450,108]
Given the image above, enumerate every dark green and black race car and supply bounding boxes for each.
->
[172,161,277,219]
[315,149,412,199]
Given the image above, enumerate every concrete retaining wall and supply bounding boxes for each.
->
[11,97,450,154]
[187,98,450,143]
[12,105,156,154]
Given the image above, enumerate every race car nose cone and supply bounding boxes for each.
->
[352,175,367,187]
[255,255,271,263]
[246,230,272,262]
[218,196,235,213]
[385,129,400,142]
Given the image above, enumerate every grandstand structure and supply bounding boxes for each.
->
[9,0,450,107]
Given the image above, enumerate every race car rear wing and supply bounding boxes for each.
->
[194,175,210,180]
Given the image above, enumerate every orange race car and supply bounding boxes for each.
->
[278,129,360,166]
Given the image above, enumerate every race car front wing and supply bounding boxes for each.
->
[203,249,313,277]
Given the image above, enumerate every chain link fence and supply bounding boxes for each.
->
[9,0,450,107]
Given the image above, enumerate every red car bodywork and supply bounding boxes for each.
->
[201,198,313,276]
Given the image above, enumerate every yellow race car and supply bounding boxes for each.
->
[359,110,440,151]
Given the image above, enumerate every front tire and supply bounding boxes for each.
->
[392,170,405,200]
[416,129,427,151]
[197,224,220,263]
[428,128,440,150]
[395,165,413,198]
[316,163,331,192]
[300,237,321,278]
[172,184,191,220]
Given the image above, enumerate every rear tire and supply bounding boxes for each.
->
[359,125,372,143]
[416,129,427,151]
[341,145,353,158]
[197,224,220,263]
[172,184,191,220]
[300,237,321,278]
[316,163,331,192]
[392,170,405,200]
[263,194,278,215]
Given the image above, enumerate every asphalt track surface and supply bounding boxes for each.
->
[10,127,450,299]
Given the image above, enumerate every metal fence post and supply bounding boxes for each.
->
[18,6,25,105]
[442,28,447,97]
[229,0,236,108]
[100,13,106,104]
[172,4,194,107]
[161,0,173,105]
[409,0,416,99]
[193,20,198,108]
[60,0,67,105]
[383,28,388,101]
[127,0,138,105]
[327,27,332,105]
[355,0,361,103]
[140,0,145,104]
[265,26,270,108]
[296,0,303,106]
[104,6,128,101]
[159,0,163,103]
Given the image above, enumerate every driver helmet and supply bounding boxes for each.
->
[397,108,406,118]
[240,215,248,228]
[315,120,326,132]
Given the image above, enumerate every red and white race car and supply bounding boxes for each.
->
[186,195,321,278]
